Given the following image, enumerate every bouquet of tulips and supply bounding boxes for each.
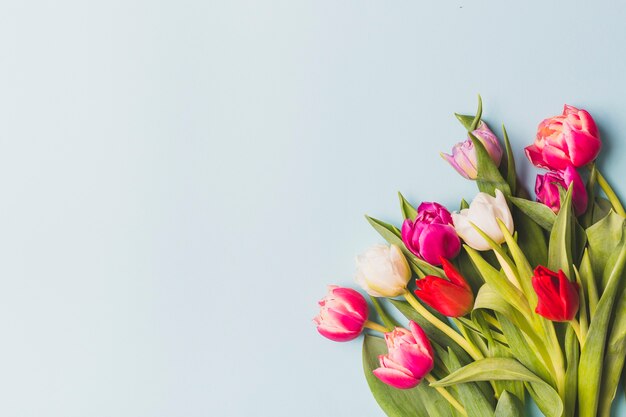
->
[313,98,626,417]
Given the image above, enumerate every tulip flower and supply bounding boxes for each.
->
[355,244,412,297]
[401,202,461,266]
[525,104,601,170]
[415,258,473,317]
[441,122,503,179]
[532,266,579,322]
[452,189,514,251]
[314,285,369,342]
[373,321,434,389]
[535,166,587,216]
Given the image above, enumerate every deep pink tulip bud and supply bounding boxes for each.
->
[401,202,461,266]
[532,266,579,322]
[535,166,587,216]
[372,321,434,389]
[525,105,601,170]
[314,285,368,342]
[441,122,503,179]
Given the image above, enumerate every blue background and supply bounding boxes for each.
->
[1,1,626,416]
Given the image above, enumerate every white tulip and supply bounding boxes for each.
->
[452,189,514,251]
[355,244,411,297]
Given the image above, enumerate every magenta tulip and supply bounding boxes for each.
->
[373,321,434,389]
[401,202,460,266]
[526,105,601,170]
[441,122,503,179]
[314,286,368,342]
[535,166,587,216]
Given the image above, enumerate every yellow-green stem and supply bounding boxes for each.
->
[364,320,390,333]
[597,170,626,217]
[570,319,583,345]
[404,291,483,361]
[425,374,468,417]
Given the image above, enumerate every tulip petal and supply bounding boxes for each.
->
[372,367,420,389]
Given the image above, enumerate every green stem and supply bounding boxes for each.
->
[425,374,468,417]
[363,320,390,334]
[570,319,583,345]
[404,291,483,361]
[369,296,398,330]
[597,170,626,217]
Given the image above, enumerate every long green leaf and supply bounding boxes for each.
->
[445,348,495,417]
[563,326,579,417]
[510,197,556,231]
[578,225,626,417]
[501,125,517,196]
[431,358,563,417]
[398,192,417,220]
[586,210,624,289]
[494,390,524,417]
[548,185,574,279]
[597,283,626,417]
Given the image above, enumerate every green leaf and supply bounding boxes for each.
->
[455,95,482,132]
[586,210,625,289]
[578,226,626,417]
[445,348,495,417]
[512,206,548,268]
[363,335,448,417]
[466,247,530,316]
[399,192,417,220]
[579,249,599,318]
[563,326,579,417]
[431,358,563,417]
[460,199,469,210]
[501,125,517,196]
[370,296,399,330]
[365,215,443,278]
[494,391,525,417]
[509,197,556,231]
[469,132,511,197]
[548,185,574,279]
[597,283,626,417]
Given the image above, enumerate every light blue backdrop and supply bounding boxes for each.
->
[1,1,625,416]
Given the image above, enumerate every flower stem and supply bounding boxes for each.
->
[570,319,583,345]
[364,320,390,333]
[404,291,483,361]
[597,170,626,217]
[425,374,468,417]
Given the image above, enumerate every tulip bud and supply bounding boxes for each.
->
[452,189,514,251]
[372,321,434,389]
[314,286,369,342]
[355,244,412,297]
[415,259,474,317]
[401,202,461,266]
[535,166,587,216]
[441,122,503,179]
[532,266,579,322]
[526,105,601,170]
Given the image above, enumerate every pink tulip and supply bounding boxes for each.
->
[525,105,601,170]
[441,122,503,179]
[535,166,587,216]
[373,321,434,389]
[314,286,368,342]
[401,202,460,266]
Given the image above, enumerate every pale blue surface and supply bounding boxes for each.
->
[1,1,626,417]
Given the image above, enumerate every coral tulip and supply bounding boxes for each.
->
[415,258,474,317]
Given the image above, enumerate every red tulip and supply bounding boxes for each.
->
[414,259,474,317]
[532,266,579,322]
